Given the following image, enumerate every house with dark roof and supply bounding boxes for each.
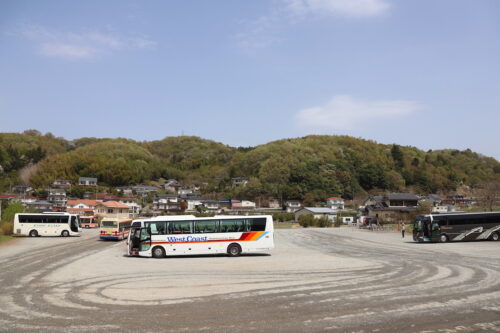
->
[12,185,33,195]
[79,177,98,186]
[153,194,184,213]
[363,193,420,223]
[26,200,53,212]
[232,177,248,187]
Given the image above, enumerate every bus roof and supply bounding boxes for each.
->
[16,212,74,216]
[421,211,500,217]
[151,214,271,220]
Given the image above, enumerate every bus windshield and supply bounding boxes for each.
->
[102,221,117,227]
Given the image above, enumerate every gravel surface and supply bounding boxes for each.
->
[0,228,499,333]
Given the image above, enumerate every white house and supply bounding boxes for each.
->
[295,207,337,222]
[326,197,345,210]
[285,200,302,213]
[432,205,458,214]
[79,177,97,186]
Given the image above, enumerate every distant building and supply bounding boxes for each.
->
[178,188,194,195]
[295,207,337,222]
[326,197,345,210]
[232,177,248,187]
[12,185,33,195]
[66,199,99,210]
[363,193,420,223]
[432,205,459,214]
[442,193,474,206]
[164,180,181,193]
[285,200,302,213]
[48,188,67,209]
[79,177,97,186]
[95,201,130,219]
[116,187,134,196]
[0,194,21,202]
[53,179,72,188]
[26,200,53,212]
[201,200,219,212]
[131,185,159,198]
[116,197,141,217]
[219,200,232,210]
[183,196,204,212]
[153,194,183,213]
[267,198,280,209]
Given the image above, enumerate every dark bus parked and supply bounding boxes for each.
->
[413,212,500,243]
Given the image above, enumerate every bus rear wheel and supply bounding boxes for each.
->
[439,234,449,243]
[152,246,166,259]
[29,230,38,237]
[227,243,242,257]
[491,232,499,241]
[61,230,70,237]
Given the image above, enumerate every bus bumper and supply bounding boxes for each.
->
[100,236,122,240]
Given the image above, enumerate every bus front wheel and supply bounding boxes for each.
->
[227,243,242,257]
[439,234,449,243]
[152,246,166,259]
[491,232,499,241]
[29,230,38,237]
[61,230,70,237]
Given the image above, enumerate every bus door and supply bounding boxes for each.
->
[139,227,151,252]
[421,218,432,241]
[128,228,141,256]
[430,221,441,241]
[70,216,79,233]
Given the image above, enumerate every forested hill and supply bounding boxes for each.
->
[1,131,499,200]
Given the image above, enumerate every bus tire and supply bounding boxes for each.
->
[61,230,70,237]
[439,234,449,243]
[152,246,166,259]
[227,243,242,257]
[29,230,38,237]
[491,232,499,241]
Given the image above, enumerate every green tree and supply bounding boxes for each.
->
[391,144,405,169]
[1,201,24,222]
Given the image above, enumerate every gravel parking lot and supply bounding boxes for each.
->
[0,228,499,333]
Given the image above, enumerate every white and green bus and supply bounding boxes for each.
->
[13,212,81,237]
[127,215,274,258]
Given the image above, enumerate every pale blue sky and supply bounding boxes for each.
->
[1,0,499,160]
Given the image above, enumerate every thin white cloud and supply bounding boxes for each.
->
[285,0,391,18]
[236,0,390,51]
[39,43,97,59]
[295,95,420,133]
[16,24,157,60]
[235,14,284,50]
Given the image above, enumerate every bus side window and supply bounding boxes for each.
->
[250,218,266,231]
[245,219,252,232]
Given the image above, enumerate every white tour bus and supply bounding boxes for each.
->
[127,215,274,258]
[13,212,81,237]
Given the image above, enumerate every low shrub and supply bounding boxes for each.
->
[0,221,14,235]
[298,215,331,228]
[317,217,331,228]
[273,213,296,222]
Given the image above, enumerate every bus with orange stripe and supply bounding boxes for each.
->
[127,215,274,258]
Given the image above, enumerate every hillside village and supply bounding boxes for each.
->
[1,132,499,227]
[0,175,487,225]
